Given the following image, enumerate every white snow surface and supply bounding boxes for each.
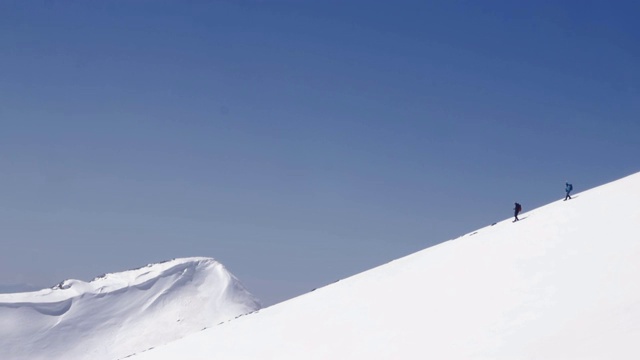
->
[129,172,640,360]
[0,257,261,360]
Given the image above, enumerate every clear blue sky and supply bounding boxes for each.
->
[1,0,638,305]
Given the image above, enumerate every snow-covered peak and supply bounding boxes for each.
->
[128,171,640,359]
[0,257,261,360]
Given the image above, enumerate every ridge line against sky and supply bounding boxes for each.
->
[128,169,640,360]
[1,0,638,305]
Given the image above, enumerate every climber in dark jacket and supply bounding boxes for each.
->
[513,202,522,222]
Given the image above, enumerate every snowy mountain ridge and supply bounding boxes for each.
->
[129,171,640,359]
[3,171,640,360]
[0,257,261,360]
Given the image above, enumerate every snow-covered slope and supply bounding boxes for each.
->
[130,172,640,359]
[0,257,261,360]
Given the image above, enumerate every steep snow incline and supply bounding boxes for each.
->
[0,257,261,360]
[130,172,640,360]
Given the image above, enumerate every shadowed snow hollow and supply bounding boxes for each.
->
[0,257,261,360]
[129,172,640,360]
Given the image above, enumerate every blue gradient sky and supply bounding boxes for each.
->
[1,1,638,305]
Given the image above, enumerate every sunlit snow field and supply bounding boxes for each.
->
[130,172,640,360]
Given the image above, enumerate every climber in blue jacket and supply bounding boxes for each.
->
[564,182,573,201]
